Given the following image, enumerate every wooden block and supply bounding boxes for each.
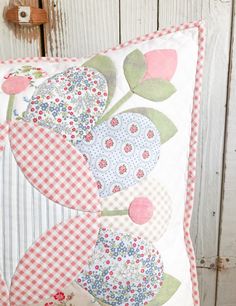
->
[5,5,48,26]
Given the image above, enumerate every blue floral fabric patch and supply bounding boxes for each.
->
[77,228,164,305]
[24,66,108,145]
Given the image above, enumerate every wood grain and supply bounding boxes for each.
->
[42,0,120,57]
[0,0,41,60]
[120,0,158,42]
[158,1,233,305]
[216,1,236,305]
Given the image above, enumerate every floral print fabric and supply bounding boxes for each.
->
[77,228,164,306]
[24,66,108,145]
[77,113,161,197]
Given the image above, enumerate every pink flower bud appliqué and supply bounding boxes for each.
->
[2,76,30,95]
[143,49,177,81]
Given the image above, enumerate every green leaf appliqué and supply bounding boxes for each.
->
[126,107,177,143]
[148,273,181,305]
[83,55,116,105]
[133,79,176,101]
[123,49,146,89]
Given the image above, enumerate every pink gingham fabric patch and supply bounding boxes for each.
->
[0,123,9,153]
[10,214,100,305]
[9,121,100,212]
[0,274,9,306]
[101,178,172,243]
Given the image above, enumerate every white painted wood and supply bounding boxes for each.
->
[42,0,120,57]
[0,0,41,60]
[120,0,158,42]
[216,2,236,305]
[158,1,233,305]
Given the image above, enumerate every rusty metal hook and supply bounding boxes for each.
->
[5,4,48,26]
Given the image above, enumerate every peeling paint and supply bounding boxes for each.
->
[43,0,66,56]
[3,1,41,43]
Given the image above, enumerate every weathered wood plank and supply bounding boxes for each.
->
[42,0,119,57]
[216,2,236,305]
[158,1,233,305]
[120,0,158,42]
[0,0,41,60]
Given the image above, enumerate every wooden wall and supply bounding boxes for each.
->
[0,1,236,305]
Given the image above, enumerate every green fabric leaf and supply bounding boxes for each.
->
[21,66,32,72]
[133,79,176,101]
[33,72,43,79]
[83,55,116,105]
[123,49,146,89]
[148,274,181,305]
[97,301,109,306]
[126,108,177,143]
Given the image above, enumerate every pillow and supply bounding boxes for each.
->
[0,20,205,306]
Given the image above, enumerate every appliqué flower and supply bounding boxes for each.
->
[2,66,48,121]
[2,76,30,95]
[4,65,47,85]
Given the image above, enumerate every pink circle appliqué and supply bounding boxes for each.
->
[128,197,154,225]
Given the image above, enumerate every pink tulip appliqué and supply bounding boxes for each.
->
[2,76,30,95]
[97,49,178,145]
[98,49,177,123]
[143,49,177,81]
[2,76,30,121]
[1,66,47,121]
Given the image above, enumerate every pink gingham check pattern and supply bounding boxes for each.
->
[0,123,9,153]
[10,213,100,305]
[101,178,172,243]
[0,274,9,306]
[9,121,101,212]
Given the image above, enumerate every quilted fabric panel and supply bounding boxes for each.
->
[0,21,205,306]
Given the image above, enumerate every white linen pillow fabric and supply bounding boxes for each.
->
[0,20,205,306]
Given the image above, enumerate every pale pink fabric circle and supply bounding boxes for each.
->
[2,76,30,95]
[128,196,154,225]
[144,49,177,80]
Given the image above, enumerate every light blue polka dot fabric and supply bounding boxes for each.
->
[77,112,161,197]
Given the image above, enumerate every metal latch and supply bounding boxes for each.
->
[5,5,48,26]
[197,256,236,271]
